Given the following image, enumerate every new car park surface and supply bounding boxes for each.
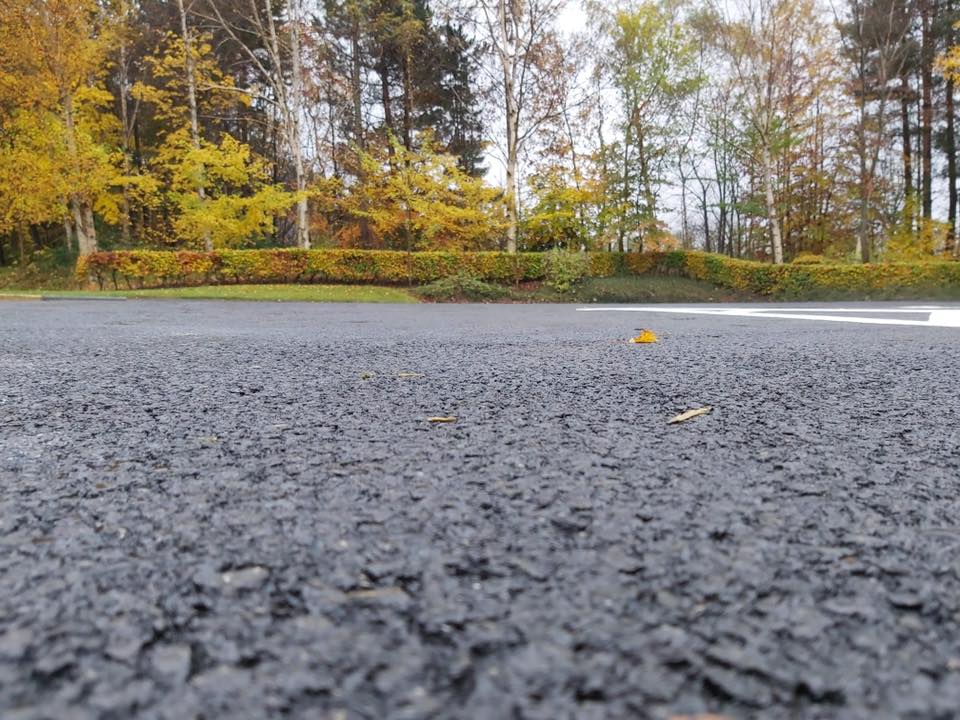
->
[2,300,960,719]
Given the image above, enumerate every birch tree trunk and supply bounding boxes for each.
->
[288,0,310,249]
[499,0,519,253]
[761,145,784,264]
[477,0,564,253]
[63,218,74,253]
[118,40,132,244]
[176,0,212,251]
[206,0,310,248]
[504,97,519,253]
[947,77,958,255]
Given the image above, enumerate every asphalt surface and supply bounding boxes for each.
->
[2,300,960,720]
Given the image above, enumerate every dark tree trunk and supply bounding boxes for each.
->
[948,78,958,251]
[379,49,394,141]
[351,19,364,149]
[901,72,914,219]
[401,50,413,152]
[17,225,28,264]
[921,0,934,220]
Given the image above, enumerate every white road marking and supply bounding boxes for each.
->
[576,306,960,328]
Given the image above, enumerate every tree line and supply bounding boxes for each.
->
[1,0,960,265]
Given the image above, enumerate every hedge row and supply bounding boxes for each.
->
[666,251,960,297]
[77,248,960,297]
[77,249,625,288]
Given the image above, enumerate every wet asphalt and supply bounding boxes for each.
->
[2,300,960,719]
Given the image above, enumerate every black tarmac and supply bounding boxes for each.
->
[2,300,960,719]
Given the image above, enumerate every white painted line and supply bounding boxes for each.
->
[576,306,960,328]
[747,308,939,313]
[929,310,960,327]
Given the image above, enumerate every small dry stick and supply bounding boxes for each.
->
[668,406,713,424]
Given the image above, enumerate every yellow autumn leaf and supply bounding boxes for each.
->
[629,330,658,344]
[427,416,457,423]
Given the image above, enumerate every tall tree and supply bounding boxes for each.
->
[320,0,370,154]
[936,0,960,254]
[474,0,567,252]
[594,0,702,252]
[933,0,960,253]
[337,134,505,249]
[715,0,830,263]
[0,0,119,255]
[920,0,934,220]
[839,0,914,262]
[415,20,486,175]
[175,0,211,250]
[202,0,312,248]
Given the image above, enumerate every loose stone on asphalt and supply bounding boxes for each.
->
[2,300,960,719]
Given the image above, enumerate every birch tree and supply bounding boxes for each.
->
[202,0,311,248]
[175,0,212,250]
[473,0,567,252]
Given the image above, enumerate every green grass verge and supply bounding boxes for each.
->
[516,275,761,303]
[1,284,418,303]
[776,282,960,301]
[0,276,759,304]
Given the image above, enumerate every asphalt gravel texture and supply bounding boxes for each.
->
[3,299,960,720]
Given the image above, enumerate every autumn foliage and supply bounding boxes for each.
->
[5,0,960,267]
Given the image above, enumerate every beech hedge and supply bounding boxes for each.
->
[78,249,622,288]
[77,248,960,298]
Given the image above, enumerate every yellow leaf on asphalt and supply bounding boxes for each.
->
[428,416,457,423]
[629,330,658,344]
[668,406,713,424]
[398,372,424,378]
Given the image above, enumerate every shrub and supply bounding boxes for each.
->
[543,249,589,293]
[587,252,623,277]
[791,253,826,265]
[415,272,508,301]
[0,246,79,290]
